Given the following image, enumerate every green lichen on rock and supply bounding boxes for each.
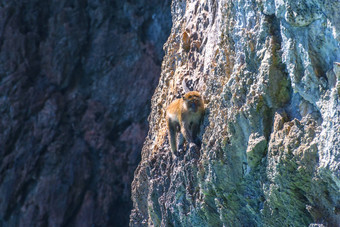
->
[246,133,267,168]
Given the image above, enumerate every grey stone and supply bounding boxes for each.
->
[131,0,340,226]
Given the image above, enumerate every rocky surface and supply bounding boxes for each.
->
[131,0,340,226]
[0,0,171,226]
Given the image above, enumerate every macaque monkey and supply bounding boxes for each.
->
[166,91,205,154]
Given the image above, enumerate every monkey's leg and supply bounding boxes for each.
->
[168,119,178,154]
[177,133,184,152]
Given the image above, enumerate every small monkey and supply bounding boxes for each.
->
[166,91,205,154]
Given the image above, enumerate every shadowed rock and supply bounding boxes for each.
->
[0,0,172,226]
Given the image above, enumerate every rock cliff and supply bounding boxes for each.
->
[130,0,340,226]
[0,0,171,226]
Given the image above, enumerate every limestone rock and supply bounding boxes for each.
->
[246,133,267,169]
[131,0,340,226]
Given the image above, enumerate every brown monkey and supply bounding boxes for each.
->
[166,91,205,154]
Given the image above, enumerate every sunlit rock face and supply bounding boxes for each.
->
[130,0,339,226]
[0,0,171,226]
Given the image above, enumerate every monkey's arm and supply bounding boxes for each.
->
[180,121,194,144]
[191,121,201,144]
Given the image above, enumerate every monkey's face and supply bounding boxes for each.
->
[183,91,203,112]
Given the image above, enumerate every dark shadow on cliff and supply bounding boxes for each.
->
[0,0,172,226]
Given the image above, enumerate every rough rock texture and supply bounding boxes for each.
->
[0,0,171,226]
[131,0,340,226]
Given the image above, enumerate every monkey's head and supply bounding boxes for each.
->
[183,91,203,112]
